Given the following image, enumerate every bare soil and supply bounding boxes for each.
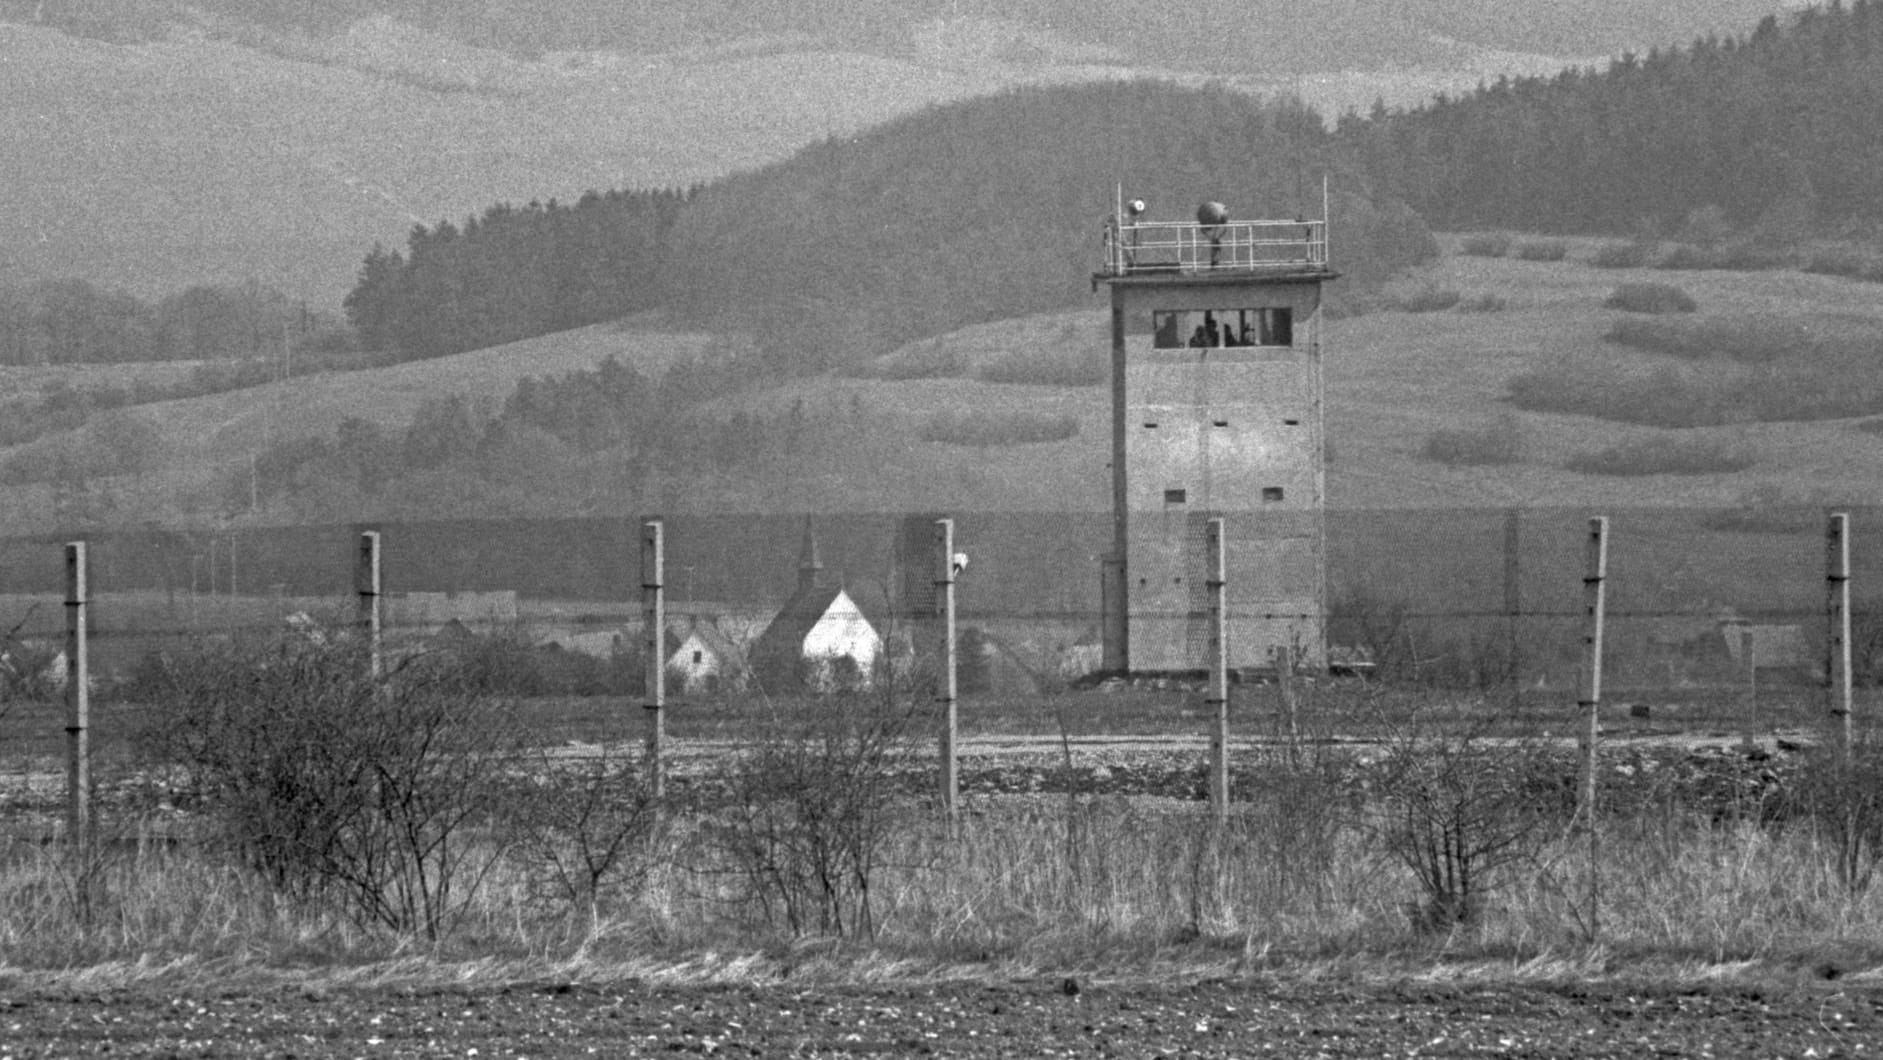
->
[0,976,1877,1057]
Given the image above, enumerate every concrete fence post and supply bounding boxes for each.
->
[1578,515,1609,940]
[935,518,958,824]
[642,519,666,800]
[64,541,89,852]
[1206,518,1229,824]
[355,531,381,682]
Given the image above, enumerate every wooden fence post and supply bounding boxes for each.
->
[935,518,958,824]
[1578,516,1609,940]
[642,519,665,800]
[64,541,89,852]
[355,531,381,682]
[1206,518,1229,823]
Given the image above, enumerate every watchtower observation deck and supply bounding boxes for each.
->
[1099,214,1332,286]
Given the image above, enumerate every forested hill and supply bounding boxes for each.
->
[1344,1,1883,236]
[344,81,1437,370]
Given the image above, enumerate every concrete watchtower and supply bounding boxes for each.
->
[1094,194,1336,675]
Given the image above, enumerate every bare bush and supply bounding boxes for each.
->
[696,693,929,938]
[1456,293,1508,313]
[1779,737,1883,894]
[140,631,520,939]
[1364,696,1561,929]
[1604,282,1697,314]
[504,747,662,917]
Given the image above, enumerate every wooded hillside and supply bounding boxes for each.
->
[344,80,1437,371]
[1344,1,1883,236]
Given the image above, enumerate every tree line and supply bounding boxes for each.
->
[1338,0,1883,237]
[236,352,842,519]
[340,190,689,362]
[343,80,1437,373]
[0,278,346,367]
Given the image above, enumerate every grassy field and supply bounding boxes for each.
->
[12,235,1883,525]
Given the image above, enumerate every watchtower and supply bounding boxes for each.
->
[1094,195,1335,675]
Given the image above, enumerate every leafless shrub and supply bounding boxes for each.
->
[1364,694,1561,929]
[140,629,521,939]
[1778,736,1883,894]
[504,747,662,918]
[695,691,929,939]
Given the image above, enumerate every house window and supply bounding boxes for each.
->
[692,650,703,664]
[1165,489,1187,505]
[1262,487,1285,502]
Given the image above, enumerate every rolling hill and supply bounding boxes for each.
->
[0,1,1797,309]
[9,238,1883,533]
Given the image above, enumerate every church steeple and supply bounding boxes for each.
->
[797,516,823,593]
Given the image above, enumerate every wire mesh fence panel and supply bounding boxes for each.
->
[1,505,1878,761]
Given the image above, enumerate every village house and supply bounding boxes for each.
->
[749,523,885,693]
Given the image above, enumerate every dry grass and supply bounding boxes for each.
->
[9,784,1883,985]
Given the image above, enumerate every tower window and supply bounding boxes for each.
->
[1212,419,1229,428]
[1283,418,1300,426]
[1149,307,1295,348]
